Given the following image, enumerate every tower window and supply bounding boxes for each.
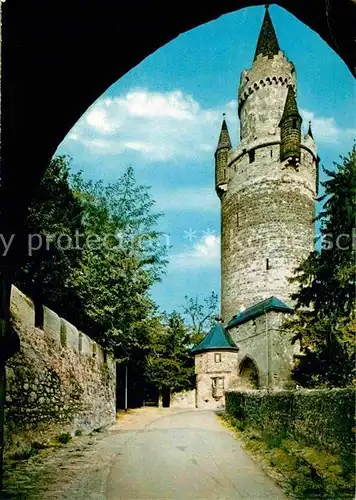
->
[249,150,255,163]
[270,149,273,158]
[236,212,239,228]
[223,168,226,180]
[214,353,221,363]
[266,258,270,270]
[292,118,298,129]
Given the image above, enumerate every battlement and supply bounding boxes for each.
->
[10,285,112,367]
[238,75,294,116]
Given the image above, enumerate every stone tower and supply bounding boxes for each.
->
[214,7,318,389]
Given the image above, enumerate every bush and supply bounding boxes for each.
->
[225,388,355,499]
[58,432,72,444]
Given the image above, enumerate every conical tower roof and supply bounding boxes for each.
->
[191,322,238,354]
[216,116,232,152]
[254,6,280,61]
[307,121,314,139]
[280,85,301,123]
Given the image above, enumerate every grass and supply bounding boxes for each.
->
[9,441,49,461]
[219,412,355,499]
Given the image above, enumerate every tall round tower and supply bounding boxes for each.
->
[216,7,318,324]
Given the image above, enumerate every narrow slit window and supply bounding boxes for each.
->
[215,353,221,363]
[292,118,298,129]
[223,168,226,180]
[270,149,273,158]
[266,258,270,270]
[249,150,255,163]
[236,212,239,228]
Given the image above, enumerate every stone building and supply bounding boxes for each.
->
[193,7,318,404]
[192,321,239,408]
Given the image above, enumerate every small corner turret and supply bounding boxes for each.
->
[279,84,302,167]
[215,114,231,197]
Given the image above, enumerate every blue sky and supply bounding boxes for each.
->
[56,5,356,315]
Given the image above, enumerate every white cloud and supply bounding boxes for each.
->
[301,109,356,144]
[153,187,219,212]
[169,234,220,270]
[63,89,238,162]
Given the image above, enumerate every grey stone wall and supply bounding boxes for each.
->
[170,390,196,408]
[238,52,296,143]
[5,286,116,456]
[195,350,239,408]
[220,48,317,322]
[228,311,299,390]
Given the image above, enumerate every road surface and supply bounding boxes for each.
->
[62,408,286,500]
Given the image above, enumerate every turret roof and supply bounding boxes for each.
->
[307,121,314,139]
[191,322,238,354]
[280,85,301,123]
[226,296,293,329]
[216,116,232,152]
[254,6,280,61]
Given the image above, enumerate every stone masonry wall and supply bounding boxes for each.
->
[4,286,116,456]
[195,350,238,409]
[228,311,298,390]
[220,49,317,323]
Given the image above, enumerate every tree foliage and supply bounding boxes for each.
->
[145,311,195,393]
[15,157,167,370]
[287,146,356,387]
[181,291,219,346]
[15,156,85,315]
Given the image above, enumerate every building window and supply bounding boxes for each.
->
[223,168,226,180]
[292,118,298,129]
[249,150,255,163]
[236,212,239,228]
[266,258,270,270]
[214,353,221,363]
[212,377,224,398]
[270,149,273,158]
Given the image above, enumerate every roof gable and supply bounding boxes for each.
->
[226,296,293,329]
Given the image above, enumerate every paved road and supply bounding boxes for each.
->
[104,409,286,500]
[7,408,284,499]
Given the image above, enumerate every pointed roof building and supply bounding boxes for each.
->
[254,6,280,61]
[226,296,293,330]
[191,322,238,354]
[215,116,232,152]
[307,120,314,139]
[280,84,301,123]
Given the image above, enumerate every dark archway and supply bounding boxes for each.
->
[239,357,260,389]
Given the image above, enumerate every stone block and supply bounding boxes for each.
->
[80,332,92,356]
[10,286,35,330]
[60,318,79,352]
[43,306,61,345]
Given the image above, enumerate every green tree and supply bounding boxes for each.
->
[181,291,219,346]
[69,166,168,357]
[145,311,195,395]
[287,146,356,387]
[14,155,85,318]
